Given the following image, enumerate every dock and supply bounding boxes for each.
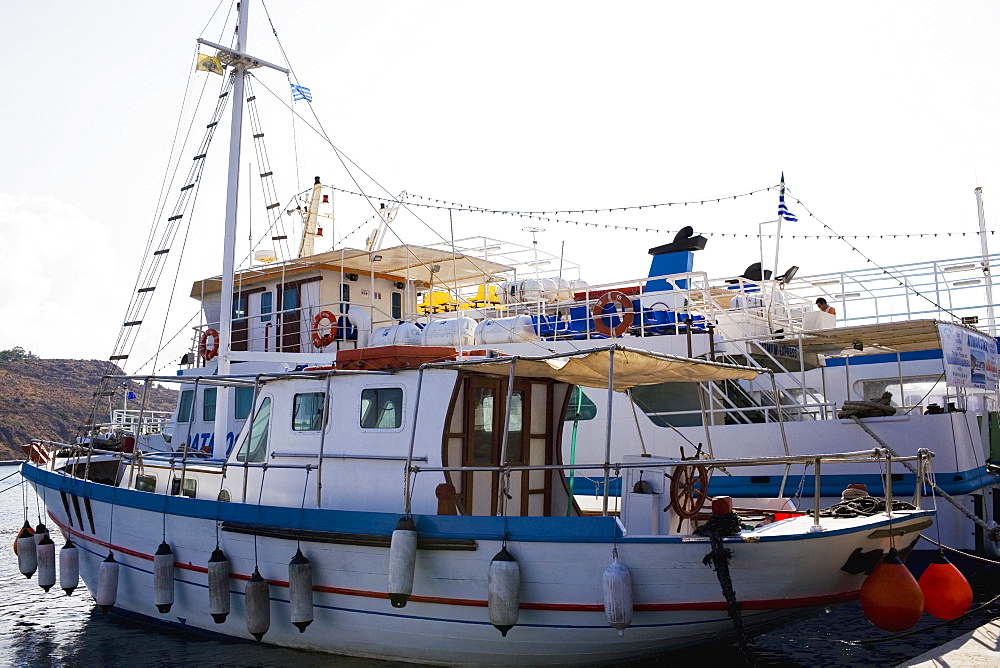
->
[898,619,1000,667]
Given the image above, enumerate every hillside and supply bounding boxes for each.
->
[0,356,177,460]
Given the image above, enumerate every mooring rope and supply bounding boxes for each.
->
[919,534,1000,565]
[845,595,1000,646]
[849,416,1000,541]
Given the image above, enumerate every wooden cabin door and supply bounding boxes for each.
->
[461,376,553,516]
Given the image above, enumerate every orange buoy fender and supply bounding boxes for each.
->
[860,547,924,631]
[16,521,37,578]
[60,538,79,596]
[919,552,972,620]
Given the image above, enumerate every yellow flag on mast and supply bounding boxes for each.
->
[196,54,224,75]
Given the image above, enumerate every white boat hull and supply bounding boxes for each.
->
[25,463,930,664]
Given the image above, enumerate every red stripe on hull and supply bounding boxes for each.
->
[50,513,859,612]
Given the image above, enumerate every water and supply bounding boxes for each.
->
[1,462,996,667]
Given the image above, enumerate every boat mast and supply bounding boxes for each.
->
[975,187,996,335]
[298,177,324,258]
[197,1,289,458]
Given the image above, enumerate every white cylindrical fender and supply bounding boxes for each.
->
[33,523,49,547]
[388,516,417,608]
[59,539,79,596]
[288,549,314,632]
[153,542,175,613]
[488,546,520,637]
[208,548,231,623]
[245,569,270,641]
[16,521,37,579]
[36,534,56,592]
[603,552,634,634]
[96,552,119,613]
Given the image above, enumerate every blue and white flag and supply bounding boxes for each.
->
[778,173,798,222]
[127,391,136,400]
[291,84,312,102]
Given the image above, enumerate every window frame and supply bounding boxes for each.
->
[236,396,272,463]
[177,389,194,423]
[203,387,218,422]
[235,386,255,420]
[292,392,327,432]
[359,386,405,431]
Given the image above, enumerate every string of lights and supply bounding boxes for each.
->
[783,190,961,319]
[320,183,995,240]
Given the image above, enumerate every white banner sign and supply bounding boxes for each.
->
[938,323,999,390]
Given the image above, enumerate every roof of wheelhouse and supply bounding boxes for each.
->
[190,243,514,298]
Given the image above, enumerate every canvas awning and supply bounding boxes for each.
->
[798,319,956,356]
[435,345,762,391]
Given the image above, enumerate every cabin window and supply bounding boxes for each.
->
[235,386,255,420]
[203,387,217,422]
[135,474,157,493]
[340,283,351,314]
[360,388,403,429]
[218,489,231,502]
[391,291,402,319]
[563,387,598,421]
[260,291,273,322]
[177,390,194,423]
[471,385,495,465]
[236,397,272,463]
[232,294,249,351]
[232,295,248,320]
[171,477,197,498]
[468,378,529,465]
[293,392,326,431]
[505,390,525,464]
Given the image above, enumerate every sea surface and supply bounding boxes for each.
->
[0,461,996,667]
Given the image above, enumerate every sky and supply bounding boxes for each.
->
[4,1,1000,368]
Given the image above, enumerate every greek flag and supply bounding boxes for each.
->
[778,173,798,222]
[291,84,312,102]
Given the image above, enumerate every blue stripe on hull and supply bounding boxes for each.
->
[570,466,1000,498]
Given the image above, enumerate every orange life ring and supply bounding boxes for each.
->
[592,291,634,337]
[199,328,220,361]
[311,310,338,349]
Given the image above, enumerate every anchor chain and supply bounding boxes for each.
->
[694,513,756,666]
